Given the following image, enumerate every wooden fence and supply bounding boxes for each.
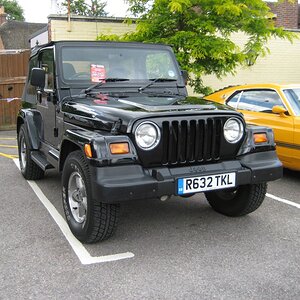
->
[0,50,30,130]
[0,50,30,77]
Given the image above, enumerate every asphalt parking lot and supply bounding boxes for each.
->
[0,130,299,300]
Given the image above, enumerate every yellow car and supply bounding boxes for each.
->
[205,84,300,171]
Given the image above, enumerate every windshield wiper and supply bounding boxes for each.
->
[138,78,177,92]
[84,78,130,94]
[105,78,130,82]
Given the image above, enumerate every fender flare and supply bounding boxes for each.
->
[17,109,43,150]
[59,128,138,171]
[59,129,95,172]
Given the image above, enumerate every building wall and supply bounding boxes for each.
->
[49,15,136,41]
[197,31,300,95]
[0,6,7,26]
[0,6,6,49]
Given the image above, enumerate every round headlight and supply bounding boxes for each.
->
[135,122,161,150]
[224,118,244,143]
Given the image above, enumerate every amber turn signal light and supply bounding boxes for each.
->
[109,142,130,154]
[84,144,93,158]
[253,133,268,144]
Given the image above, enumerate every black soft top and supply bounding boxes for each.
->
[30,40,173,57]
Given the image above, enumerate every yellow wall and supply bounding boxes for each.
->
[49,16,136,41]
[199,31,300,94]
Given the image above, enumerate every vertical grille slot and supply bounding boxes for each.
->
[186,120,195,162]
[162,117,222,166]
[214,118,222,159]
[203,119,213,161]
[197,120,205,161]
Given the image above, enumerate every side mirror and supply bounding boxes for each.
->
[272,105,288,116]
[30,68,45,89]
[181,70,188,85]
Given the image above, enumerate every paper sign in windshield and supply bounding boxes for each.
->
[91,64,106,83]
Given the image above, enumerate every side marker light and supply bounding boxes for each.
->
[253,133,268,144]
[84,144,93,158]
[110,143,130,154]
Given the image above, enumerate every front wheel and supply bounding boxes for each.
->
[62,150,119,243]
[205,183,267,217]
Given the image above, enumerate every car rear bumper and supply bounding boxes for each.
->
[89,151,282,203]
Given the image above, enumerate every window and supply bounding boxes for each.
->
[23,56,38,104]
[226,92,241,109]
[228,90,283,113]
[61,46,179,82]
[145,52,177,79]
[283,88,300,116]
[39,49,55,90]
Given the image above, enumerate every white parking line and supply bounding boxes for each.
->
[266,193,300,209]
[13,159,134,265]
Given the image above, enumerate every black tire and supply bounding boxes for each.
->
[62,150,119,243]
[205,183,267,217]
[18,124,44,180]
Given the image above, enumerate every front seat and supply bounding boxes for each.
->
[63,63,76,79]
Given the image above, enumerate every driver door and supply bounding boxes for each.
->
[37,48,61,148]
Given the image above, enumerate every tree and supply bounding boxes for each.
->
[0,0,24,21]
[60,0,108,17]
[98,0,296,94]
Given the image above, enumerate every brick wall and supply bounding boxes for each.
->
[267,1,298,29]
[0,6,7,26]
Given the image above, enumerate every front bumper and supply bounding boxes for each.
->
[89,151,282,203]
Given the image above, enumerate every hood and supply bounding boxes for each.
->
[62,93,237,133]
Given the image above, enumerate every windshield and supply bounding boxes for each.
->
[61,46,180,83]
[283,88,300,116]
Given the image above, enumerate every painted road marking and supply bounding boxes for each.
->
[0,144,18,148]
[0,139,18,159]
[0,152,18,159]
[13,159,134,265]
[266,193,300,209]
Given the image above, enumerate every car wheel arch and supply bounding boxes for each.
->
[59,139,82,172]
[17,110,43,150]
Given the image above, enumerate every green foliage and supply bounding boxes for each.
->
[98,0,297,94]
[0,0,24,21]
[60,0,108,17]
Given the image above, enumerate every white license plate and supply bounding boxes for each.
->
[177,172,236,195]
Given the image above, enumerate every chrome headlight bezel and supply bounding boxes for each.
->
[223,117,244,144]
[135,121,161,150]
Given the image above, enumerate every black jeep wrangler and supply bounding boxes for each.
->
[17,41,282,243]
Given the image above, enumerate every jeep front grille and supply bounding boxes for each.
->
[161,118,223,165]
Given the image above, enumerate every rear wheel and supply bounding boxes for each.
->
[205,183,267,217]
[62,150,119,243]
[18,124,44,180]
